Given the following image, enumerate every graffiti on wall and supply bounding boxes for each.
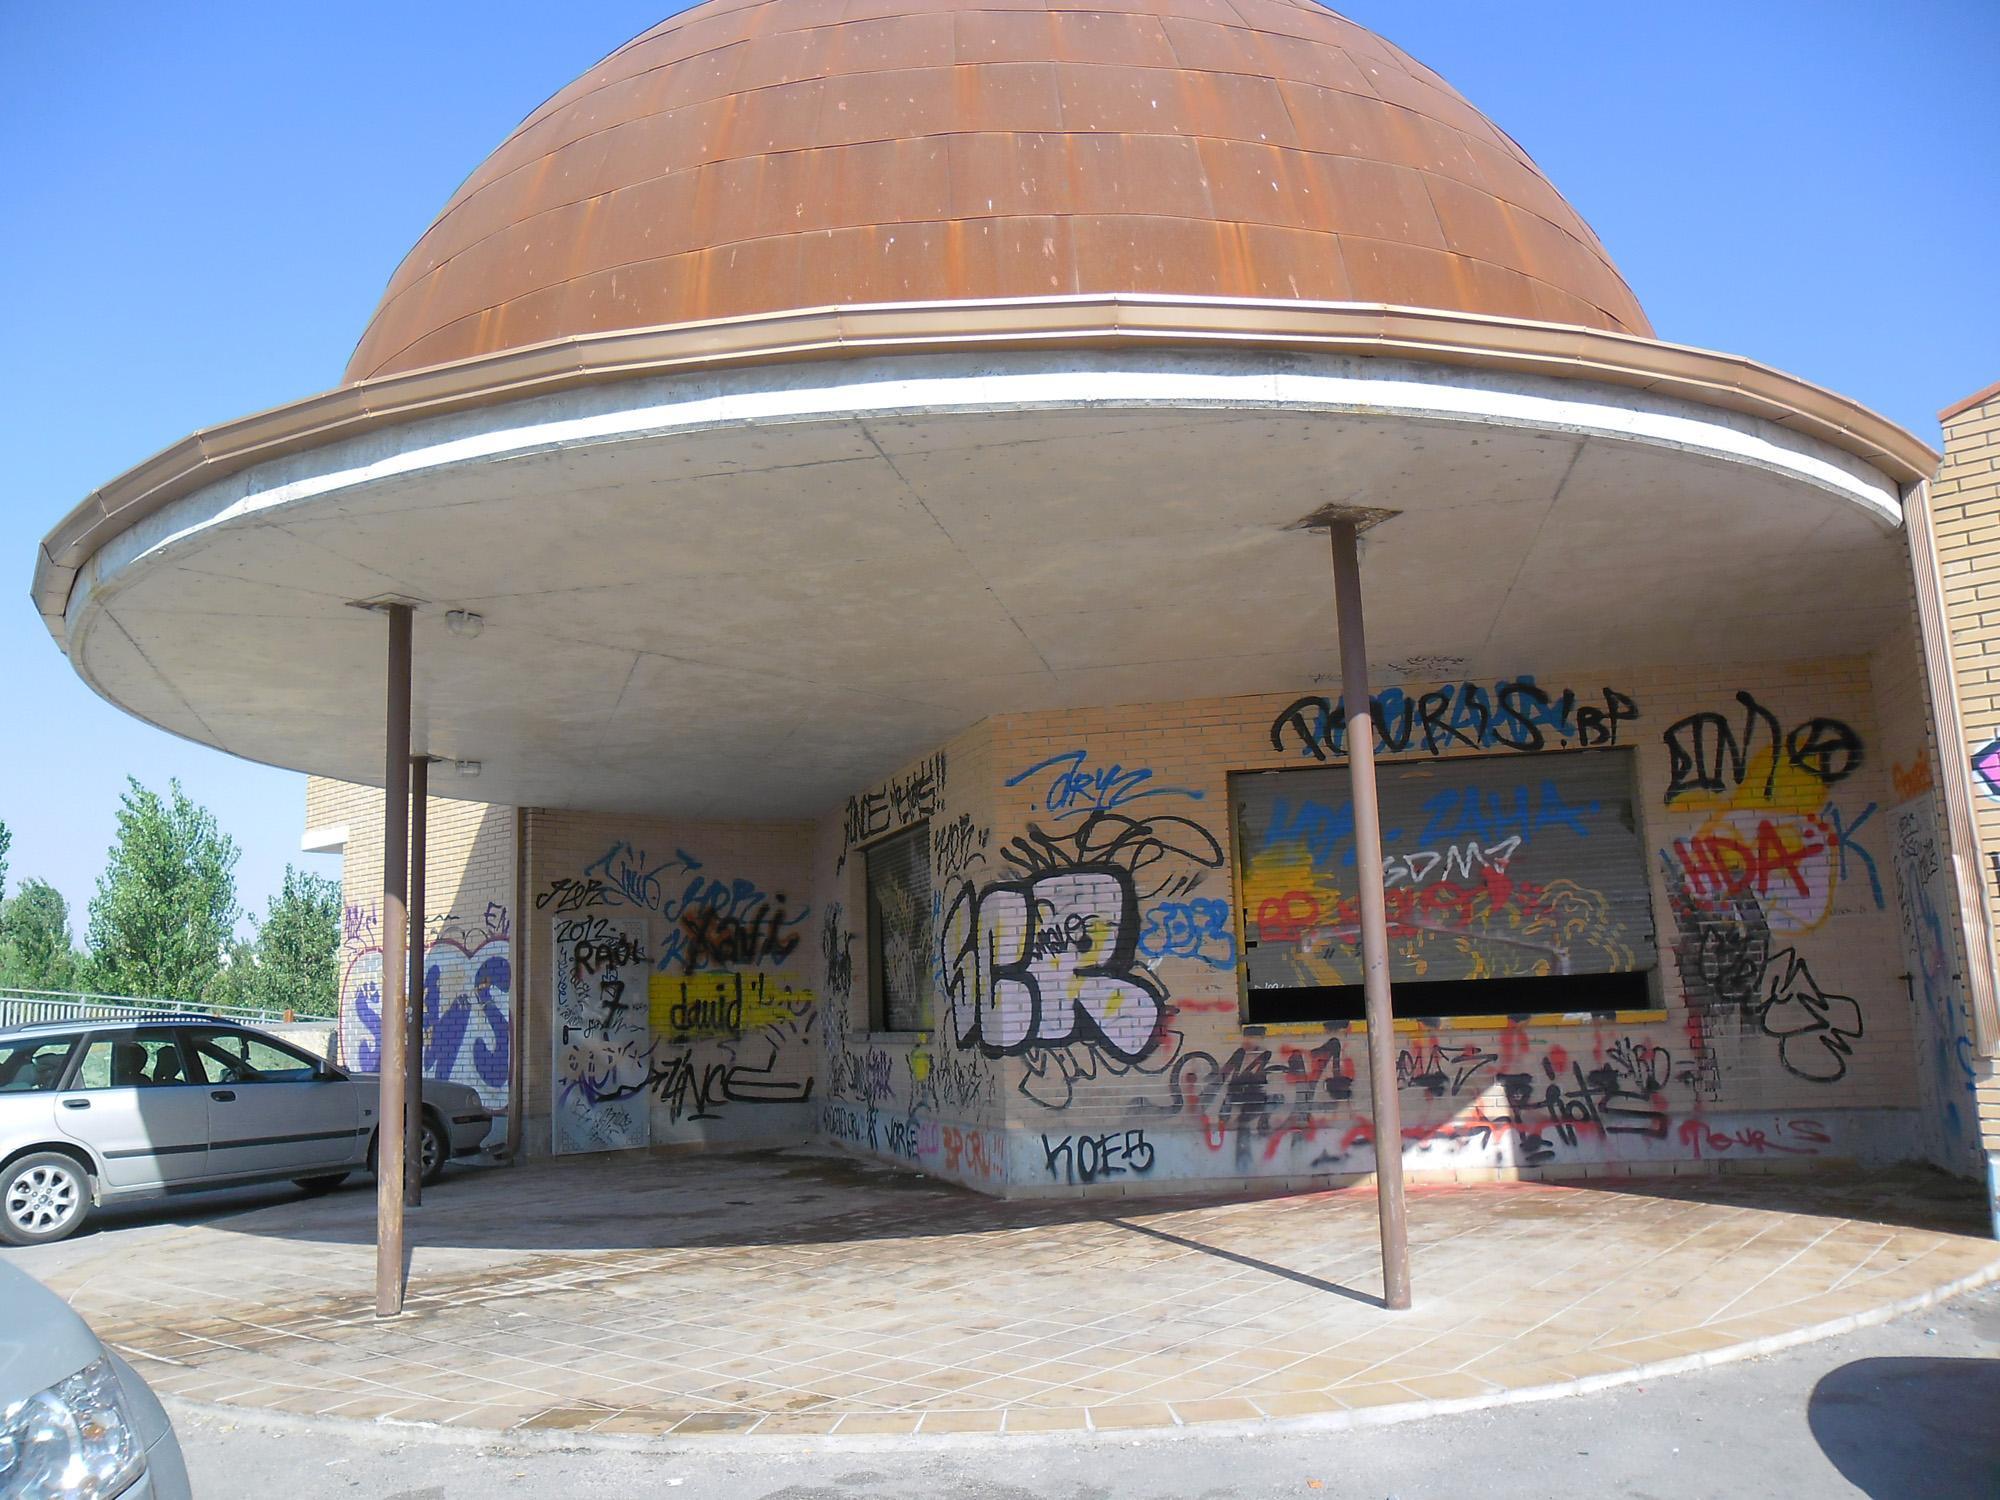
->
[552,910,652,1154]
[577,841,808,976]
[1662,692,1862,803]
[1271,678,1639,762]
[1659,696,1876,1084]
[1974,739,2000,802]
[1005,749,1203,819]
[1310,1030,1676,1170]
[838,751,944,870]
[938,810,1224,1106]
[1242,774,1642,987]
[1140,1035,1354,1165]
[340,901,512,1116]
[1892,797,1981,1167]
[1891,757,1934,801]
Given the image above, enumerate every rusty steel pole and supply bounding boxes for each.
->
[376,603,413,1317]
[404,754,428,1209]
[1330,521,1412,1311]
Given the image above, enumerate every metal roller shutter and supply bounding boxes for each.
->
[1234,749,1656,1004]
[865,823,932,1032]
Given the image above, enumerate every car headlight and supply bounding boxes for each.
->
[0,1356,147,1499]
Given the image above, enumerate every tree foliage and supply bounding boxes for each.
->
[85,779,240,1002]
[229,866,341,1016]
[0,879,79,992]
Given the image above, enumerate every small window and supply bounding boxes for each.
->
[72,1031,191,1090]
[184,1028,320,1084]
[0,1036,79,1093]
[865,823,932,1033]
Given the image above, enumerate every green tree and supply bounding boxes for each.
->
[0,815,12,903]
[0,879,80,992]
[85,778,239,1002]
[241,866,341,1016]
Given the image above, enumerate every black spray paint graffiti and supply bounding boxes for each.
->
[586,1006,817,1124]
[838,751,946,870]
[1142,1035,1353,1165]
[1663,857,1864,1084]
[1042,1128,1155,1185]
[820,904,855,1008]
[1663,856,1772,1013]
[941,865,1163,1062]
[535,876,614,913]
[1757,949,1864,1083]
[1395,1040,1500,1098]
[1272,679,1639,763]
[937,813,1225,1104]
[1662,692,1863,803]
[907,1047,993,1114]
[1315,1039,1674,1171]
[675,899,802,974]
[1488,1049,1671,1165]
[569,842,810,975]
[933,812,991,881]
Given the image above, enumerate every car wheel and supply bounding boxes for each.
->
[420,1115,449,1186]
[294,1172,349,1196]
[0,1152,92,1247]
[366,1119,450,1186]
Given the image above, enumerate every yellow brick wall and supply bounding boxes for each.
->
[1933,391,2000,1199]
[308,775,517,1143]
[939,660,1917,1196]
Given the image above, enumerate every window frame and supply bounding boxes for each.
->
[179,1025,328,1085]
[1229,745,1662,1029]
[0,1032,82,1094]
[64,1028,200,1092]
[862,820,933,1036]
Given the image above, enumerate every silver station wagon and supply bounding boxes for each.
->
[0,1016,492,1245]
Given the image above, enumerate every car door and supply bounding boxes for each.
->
[182,1026,360,1178]
[55,1029,210,1191]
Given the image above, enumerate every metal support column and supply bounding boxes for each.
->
[404,754,428,1209]
[1330,520,1412,1310]
[375,603,412,1317]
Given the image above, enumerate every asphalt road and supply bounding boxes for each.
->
[168,1283,2000,1500]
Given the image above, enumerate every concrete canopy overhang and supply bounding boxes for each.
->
[34,297,1936,817]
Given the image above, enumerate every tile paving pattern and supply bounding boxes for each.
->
[30,1151,2000,1440]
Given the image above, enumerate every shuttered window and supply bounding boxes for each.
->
[1234,750,1656,1022]
[866,823,932,1032]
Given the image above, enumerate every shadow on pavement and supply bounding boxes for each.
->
[1808,1356,2000,1497]
[1587,1165,1990,1237]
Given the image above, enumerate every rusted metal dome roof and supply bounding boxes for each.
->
[345,0,1651,382]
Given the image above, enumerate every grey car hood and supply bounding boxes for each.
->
[0,1261,104,1402]
[0,1263,176,1455]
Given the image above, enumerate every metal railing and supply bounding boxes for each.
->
[0,987,316,1031]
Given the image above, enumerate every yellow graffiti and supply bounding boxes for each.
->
[647,969,814,1039]
[1667,746,1844,936]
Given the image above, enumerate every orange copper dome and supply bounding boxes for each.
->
[345,0,1651,382]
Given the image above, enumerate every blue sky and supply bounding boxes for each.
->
[2,1,1996,944]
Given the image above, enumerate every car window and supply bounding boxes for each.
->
[184,1028,320,1084]
[71,1031,191,1090]
[0,1036,78,1092]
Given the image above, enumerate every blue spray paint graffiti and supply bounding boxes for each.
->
[1006,749,1203,819]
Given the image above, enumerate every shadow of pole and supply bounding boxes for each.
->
[1110,1216,1386,1310]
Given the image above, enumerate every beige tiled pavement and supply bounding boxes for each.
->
[18,1151,1999,1441]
